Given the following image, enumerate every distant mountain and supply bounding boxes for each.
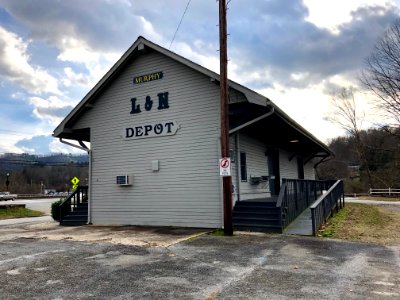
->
[0,153,89,171]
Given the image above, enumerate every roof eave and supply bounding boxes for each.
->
[53,36,332,158]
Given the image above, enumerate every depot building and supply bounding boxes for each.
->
[53,36,331,228]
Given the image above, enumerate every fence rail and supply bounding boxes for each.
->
[369,188,400,196]
[310,180,344,236]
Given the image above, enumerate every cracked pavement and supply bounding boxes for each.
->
[0,222,399,299]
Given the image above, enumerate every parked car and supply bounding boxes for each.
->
[0,191,17,201]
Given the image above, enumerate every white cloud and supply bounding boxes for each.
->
[172,41,220,74]
[0,26,61,95]
[137,16,163,44]
[55,15,163,87]
[255,76,388,144]
[29,96,74,126]
[62,67,90,87]
[0,133,26,154]
[304,0,396,32]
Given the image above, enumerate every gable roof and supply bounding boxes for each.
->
[53,36,332,158]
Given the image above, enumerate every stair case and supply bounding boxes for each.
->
[59,186,89,226]
[60,202,88,226]
[233,200,284,233]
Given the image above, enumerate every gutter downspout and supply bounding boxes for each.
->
[59,138,89,153]
[88,146,92,224]
[235,132,240,202]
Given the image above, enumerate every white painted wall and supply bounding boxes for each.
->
[70,48,319,227]
[280,150,298,180]
[280,150,315,181]
[230,132,270,202]
[72,50,222,228]
[304,160,316,180]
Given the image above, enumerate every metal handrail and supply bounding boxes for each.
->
[59,186,88,222]
[276,179,332,228]
[310,180,344,236]
[275,181,287,208]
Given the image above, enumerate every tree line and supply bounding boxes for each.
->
[0,153,89,194]
[317,127,400,193]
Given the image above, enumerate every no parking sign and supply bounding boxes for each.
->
[219,157,231,177]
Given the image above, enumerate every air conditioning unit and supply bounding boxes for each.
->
[250,176,262,185]
[116,175,132,186]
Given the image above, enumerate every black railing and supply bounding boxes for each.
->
[276,179,334,228]
[310,180,344,236]
[59,186,88,222]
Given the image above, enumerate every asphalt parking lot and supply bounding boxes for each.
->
[0,222,399,299]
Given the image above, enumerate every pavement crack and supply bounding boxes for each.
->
[0,250,65,265]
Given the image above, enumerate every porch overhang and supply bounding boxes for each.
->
[229,102,332,160]
[53,127,91,142]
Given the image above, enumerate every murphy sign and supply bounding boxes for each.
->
[133,71,163,84]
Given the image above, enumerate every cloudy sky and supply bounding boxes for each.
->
[0,0,399,154]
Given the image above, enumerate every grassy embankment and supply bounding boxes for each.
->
[319,203,400,245]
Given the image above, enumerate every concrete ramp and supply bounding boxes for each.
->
[284,208,313,236]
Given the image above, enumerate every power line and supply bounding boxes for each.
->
[169,0,192,49]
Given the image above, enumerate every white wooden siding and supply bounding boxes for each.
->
[304,160,316,180]
[280,150,316,180]
[72,50,222,228]
[279,150,298,180]
[236,132,270,200]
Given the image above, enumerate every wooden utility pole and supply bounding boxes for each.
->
[219,0,233,235]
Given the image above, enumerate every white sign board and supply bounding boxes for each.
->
[219,157,231,177]
[123,121,179,140]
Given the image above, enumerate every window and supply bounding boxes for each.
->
[297,156,304,179]
[240,152,247,181]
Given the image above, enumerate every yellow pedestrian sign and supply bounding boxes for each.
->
[71,176,80,190]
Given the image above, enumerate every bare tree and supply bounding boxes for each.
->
[330,88,373,188]
[361,20,400,126]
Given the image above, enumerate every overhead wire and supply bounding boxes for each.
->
[169,0,192,49]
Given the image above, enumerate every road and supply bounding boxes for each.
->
[345,198,400,205]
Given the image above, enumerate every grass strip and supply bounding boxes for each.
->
[0,207,44,220]
[354,196,400,202]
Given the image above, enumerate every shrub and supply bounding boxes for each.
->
[51,198,64,221]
